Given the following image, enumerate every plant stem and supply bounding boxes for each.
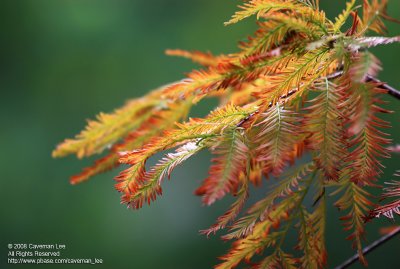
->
[334,226,400,269]
[366,75,400,100]
[326,71,400,100]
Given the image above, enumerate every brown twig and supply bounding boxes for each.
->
[366,74,400,100]
[326,71,400,100]
[334,226,400,269]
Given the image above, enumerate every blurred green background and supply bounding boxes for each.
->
[1,1,399,268]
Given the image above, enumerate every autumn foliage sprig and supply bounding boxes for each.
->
[53,1,400,268]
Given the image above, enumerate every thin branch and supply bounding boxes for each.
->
[334,226,400,269]
[366,75,400,100]
[326,71,400,100]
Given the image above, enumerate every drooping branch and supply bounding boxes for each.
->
[53,1,400,268]
[334,226,400,269]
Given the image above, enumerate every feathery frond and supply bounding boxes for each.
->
[70,100,193,184]
[196,128,249,206]
[362,0,390,34]
[202,173,249,236]
[332,0,356,34]
[238,21,288,56]
[223,162,314,240]
[216,198,297,269]
[297,195,327,269]
[350,36,400,49]
[52,97,159,158]
[165,49,227,67]
[333,178,373,265]
[303,79,346,181]
[225,0,302,26]
[119,104,254,166]
[116,104,255,204]
[255,104,302,177]
[346,82,391,186]
[254,47,335,106]
[123,142,204,209]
